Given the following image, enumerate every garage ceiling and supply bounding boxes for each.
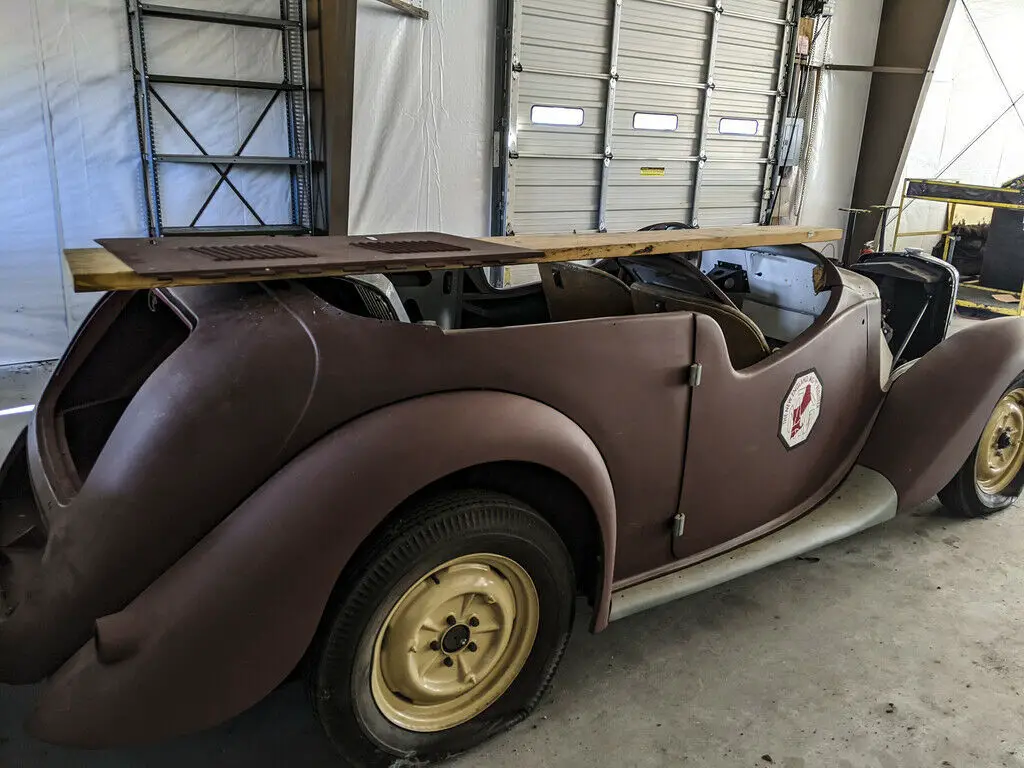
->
[500,0,795,235]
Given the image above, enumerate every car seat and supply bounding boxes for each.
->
[345,274,410,322]
[539,262,634,322]
[630,282,771,370]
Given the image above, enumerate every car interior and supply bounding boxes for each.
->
[304,234,836,372]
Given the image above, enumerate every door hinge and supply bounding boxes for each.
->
[672,512,686,538]
[688,363,703,387]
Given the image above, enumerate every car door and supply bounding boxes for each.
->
[671,276,885,562]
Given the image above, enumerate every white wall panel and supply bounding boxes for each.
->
[798,0,883,249]
[348,0,496,237]
[0,0,69,366]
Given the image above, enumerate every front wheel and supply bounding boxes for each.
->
[939,375,1024,517]
[305,491,575,767]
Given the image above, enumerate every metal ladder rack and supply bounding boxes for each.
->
[126,0,313,237]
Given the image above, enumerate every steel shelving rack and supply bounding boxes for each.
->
[126,1,313,236]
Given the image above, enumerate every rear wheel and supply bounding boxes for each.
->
[939,375,1024,517]
[306,491,575,767]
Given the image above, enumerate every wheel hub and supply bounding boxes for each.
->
[370,554,539,733]
[440,624,472,654]
[976,388,1024,495]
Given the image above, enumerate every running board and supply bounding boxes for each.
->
[608,466,898,622]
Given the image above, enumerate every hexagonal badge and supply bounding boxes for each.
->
[779,369,823,449]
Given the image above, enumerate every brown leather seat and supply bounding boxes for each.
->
[630,282,771,370]
[539,262,634,322]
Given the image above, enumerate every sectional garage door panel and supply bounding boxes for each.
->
[502,0,795,235]
[521,0,613,73]
[698,4,789,225]
[604,160,697,232]
[516,75,607,157]
[617,1,711,88]
[511,0,612,234]
[603,0,709,232]
[697,161,766,226]
[512,158,602,234]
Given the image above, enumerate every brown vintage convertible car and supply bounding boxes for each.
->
[2,230,1024,766]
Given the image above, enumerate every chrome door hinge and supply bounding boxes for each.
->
[672,512,686,538]
[688,363,703,387]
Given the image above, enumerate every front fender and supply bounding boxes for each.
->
[859,317,1024,510]
[29,391,616,748]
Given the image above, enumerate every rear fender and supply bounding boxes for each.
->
[29,390,615,747]
[859,317,1024,510]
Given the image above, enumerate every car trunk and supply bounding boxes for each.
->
[37,291,192,502]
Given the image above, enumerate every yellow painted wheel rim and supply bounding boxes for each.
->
[976,387,1024,495]
[371,554,539,733]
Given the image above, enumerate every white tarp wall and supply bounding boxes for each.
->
[887,0,1024,252]
[349,0,495,237]
[795,0,883,255]
[1,0,303,366]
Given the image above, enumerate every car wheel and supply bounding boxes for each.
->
[305,490,575,767]
[939,375,1024,517]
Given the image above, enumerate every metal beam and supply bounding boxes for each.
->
[825,64,928,74]
[501,0,525,235]
[138,3,300,29]
[849,0,957,252]
[597,0,624,233]
[760,0,799,223]
[374,0,428,19]
[309,0,357,234]
[690,2,723,227]
[126,0,162,237]
[153,154,305,165]
[490,0,513,237]
[144,73,302,91]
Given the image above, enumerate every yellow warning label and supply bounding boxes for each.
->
[640,166,666,177]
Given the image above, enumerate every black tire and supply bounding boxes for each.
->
[939,372,1024,517]
[305,490,575,767]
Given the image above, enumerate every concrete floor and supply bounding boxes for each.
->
[3,336,1024,768]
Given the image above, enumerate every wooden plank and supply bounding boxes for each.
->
[66,225,841,293]
[483,225,841,262]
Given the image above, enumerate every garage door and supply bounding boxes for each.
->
[500,0,795,235]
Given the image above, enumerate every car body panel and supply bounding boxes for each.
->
[231,286,697,582]
[4,239,1021,752]
[671,288,882,561]
[29,391,616,748]
[859,316,1024,510]
[3,285,319,683]
[4,281,695,686]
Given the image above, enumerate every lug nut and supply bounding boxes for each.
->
[443,656,454,667]
[468,616,479,627]
[467,642,478,652]
[446,615,457,626]
[430,640,440,651]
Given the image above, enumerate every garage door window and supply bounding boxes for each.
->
[718,118,762,136]
[632,112,679,132]
[530,105,585,126]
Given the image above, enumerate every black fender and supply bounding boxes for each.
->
[29,390,616,748]
[859,317,1024,511]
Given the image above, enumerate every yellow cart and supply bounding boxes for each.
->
[892,178,1024,317]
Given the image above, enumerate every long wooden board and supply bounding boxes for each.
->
[65,225,841,293]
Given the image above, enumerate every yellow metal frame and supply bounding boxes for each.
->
[891,178,1024,317]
